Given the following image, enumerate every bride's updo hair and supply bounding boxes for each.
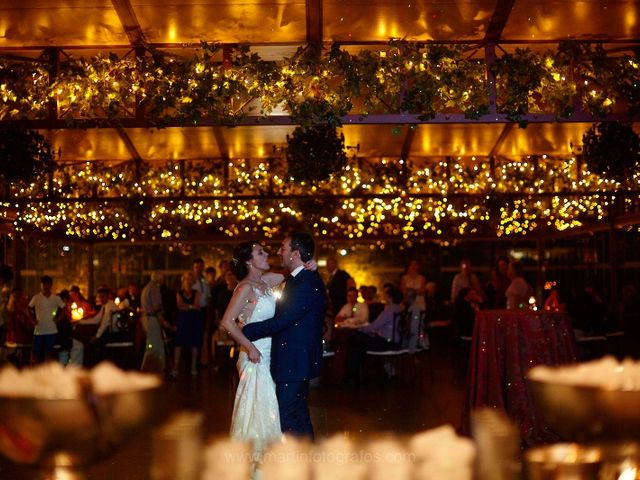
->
[231,241,261,280]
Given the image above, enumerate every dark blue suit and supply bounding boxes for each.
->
[242,269,326,438]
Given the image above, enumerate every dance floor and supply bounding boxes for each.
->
[0,332,468,480]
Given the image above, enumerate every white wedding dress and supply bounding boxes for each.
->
[229,283,282,456]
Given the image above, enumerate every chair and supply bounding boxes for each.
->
[103,309,137,369]
[364,311,409,383]
[575,334,607,361]
[403,310,433,384]
[2,341,32,367]
[604,330,626,358]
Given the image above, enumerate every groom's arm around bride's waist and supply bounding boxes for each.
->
[242,274,326,341]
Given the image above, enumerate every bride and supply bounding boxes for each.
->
[220,241,315,453]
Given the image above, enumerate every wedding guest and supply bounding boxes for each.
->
[451,258,485,304]
[0,265,14,345]
[29,276,65,364]
[141,272,168,373]
[70,287,117,366]
[505,261,533,310]
[335,287,369,329]
[125,282,141,312]
[344,286,404,383]
[326,256,353,316]
[69,286,93,316]
[172,271,202,378]
[567,284,608,336]
[55,289,73,365]
[5,288,34,365]
[215,270,238,322]
[115,287,130,309]
[191,258,210,365]
[485,256,510,309]
[400,259,427,311]
[362,285,384,323]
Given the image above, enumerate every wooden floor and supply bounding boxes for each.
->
[0,330,469,479]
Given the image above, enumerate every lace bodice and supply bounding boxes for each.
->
[246,284,276,324]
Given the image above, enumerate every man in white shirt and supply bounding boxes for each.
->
[335,287,369,329]
[68,286,116,366]
[28,275,65,363]
[451,258,485,304]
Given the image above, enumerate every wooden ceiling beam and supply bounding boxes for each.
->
[111,0,146,46]
[488,123,514,158]
[11,190,640,205]
[484,0,517,43]
[305,0,323,48]
[7,111,639,130]
[3,39,638,54]
[116,126,142,162]
[400,126,417,161]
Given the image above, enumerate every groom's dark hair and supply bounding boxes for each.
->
[289,232,314,262]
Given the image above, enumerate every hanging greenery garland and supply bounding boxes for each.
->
[285,124,347,183]
[0,128,54,192]
[581,122,640,183]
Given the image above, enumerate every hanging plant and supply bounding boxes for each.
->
[0,128,54,192]
[581,122,640,183]
[285,124,347,183]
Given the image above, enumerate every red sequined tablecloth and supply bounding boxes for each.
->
[461,310,577,445]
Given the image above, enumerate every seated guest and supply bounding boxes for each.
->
[505,261,533,310]
[69,286,93,311]
[115,287,130,309]
[363,285,385,322]
[69,287,117,366]
[567,284,609,336]
[344,286,404,383]
[335,287,369,329]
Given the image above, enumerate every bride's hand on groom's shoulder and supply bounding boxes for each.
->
[304,259,318,271]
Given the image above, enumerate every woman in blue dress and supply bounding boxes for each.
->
[171,271,202,377]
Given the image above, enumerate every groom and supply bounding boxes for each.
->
[242,231,326,439]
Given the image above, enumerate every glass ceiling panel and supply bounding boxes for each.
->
[411,123,505,158]
[502,0,640,41]
[134,0,307,44]
[219,125,296,159]
[324,0,497,42]
[0,1,126,48]
[341,124,407,159]
[498,123,589,158]
[126,127,222,161]
[42,129,130,162]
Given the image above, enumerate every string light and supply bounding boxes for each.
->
[4,153,639,240]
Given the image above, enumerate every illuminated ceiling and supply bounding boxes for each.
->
[1,1,640,242]
[0,0,638,166]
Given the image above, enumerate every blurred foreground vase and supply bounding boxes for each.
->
[0,385,164,480]
[524,444,602,480]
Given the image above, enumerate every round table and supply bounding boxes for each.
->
[461,309,577,445]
